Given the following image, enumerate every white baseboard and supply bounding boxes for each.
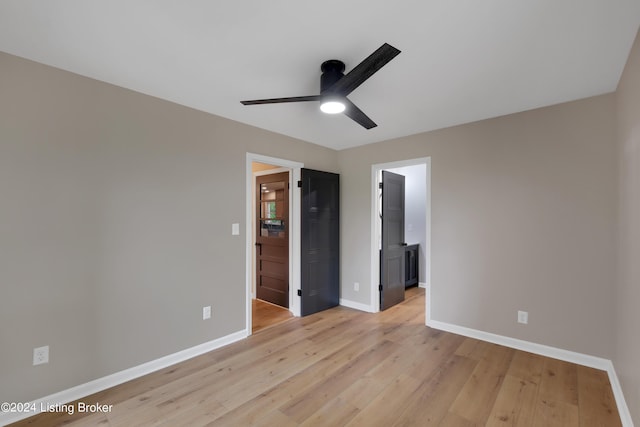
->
[605,362,634,427]
[427,319,633,426]
[340,298,375,313]
[341,285,428,313]
[0,330,248,426]
[428,319,610,369]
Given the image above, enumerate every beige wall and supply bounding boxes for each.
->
[339,94,618,358]
[0,52,338,402]
[615,29,640,425]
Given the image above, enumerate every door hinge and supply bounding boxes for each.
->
[379,284,383,291]
[288,182,290,189]
[297,289,302,296]
[297,180,302,188]
[379,182,383,189]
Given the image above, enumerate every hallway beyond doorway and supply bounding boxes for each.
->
[252,298,293,333]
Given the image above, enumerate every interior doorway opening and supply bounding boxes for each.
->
[246,154,303,335]
[253,167,293,333]
[371,158,431,321]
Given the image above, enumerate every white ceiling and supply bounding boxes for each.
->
[1,1,639,150]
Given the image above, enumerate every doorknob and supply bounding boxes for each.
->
[401,242,408,246]
[255,242,262,247]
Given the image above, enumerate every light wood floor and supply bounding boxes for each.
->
[10,288,620,426]
[252,298,293,334]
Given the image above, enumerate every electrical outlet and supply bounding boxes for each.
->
[354,282,359,292]
[33,346,49,365]
[517,310,528,324]
[203,306,211,320]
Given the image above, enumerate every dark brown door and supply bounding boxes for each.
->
[256,172,289,308]
[380,170,406,310]
[300,168,340,316]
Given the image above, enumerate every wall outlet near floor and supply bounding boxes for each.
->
[354,282,359,292]
[517,310,528,324]
[33,346,49,365]
[203,306,211,320]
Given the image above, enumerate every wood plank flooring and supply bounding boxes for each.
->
[9,288,621,426]
[252,298,293,334]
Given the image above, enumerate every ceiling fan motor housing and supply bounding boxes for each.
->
[320,60,346,93]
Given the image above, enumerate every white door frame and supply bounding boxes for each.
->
[370,157,431,322]
[245,153,303,335]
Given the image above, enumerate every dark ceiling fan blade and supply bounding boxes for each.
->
[343,98,377,129]
[325,43,401,96]
[241,95,321,105]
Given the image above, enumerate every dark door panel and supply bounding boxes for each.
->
[300,169,340,316]
[380,170,405,310]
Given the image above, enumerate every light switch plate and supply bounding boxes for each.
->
[232,223,240,235]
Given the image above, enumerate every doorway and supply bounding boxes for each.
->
[246,155,341,333]
[371,158,431,320]
[246,154,303,335]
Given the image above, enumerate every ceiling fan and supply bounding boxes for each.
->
[240,43,401,129]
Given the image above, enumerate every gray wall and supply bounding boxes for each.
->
[615,29,640,426]
[0,52,338,402]
[339,94,618,359]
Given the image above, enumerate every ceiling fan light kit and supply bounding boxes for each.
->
[319,99,346,114]
[241,43,401,129]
